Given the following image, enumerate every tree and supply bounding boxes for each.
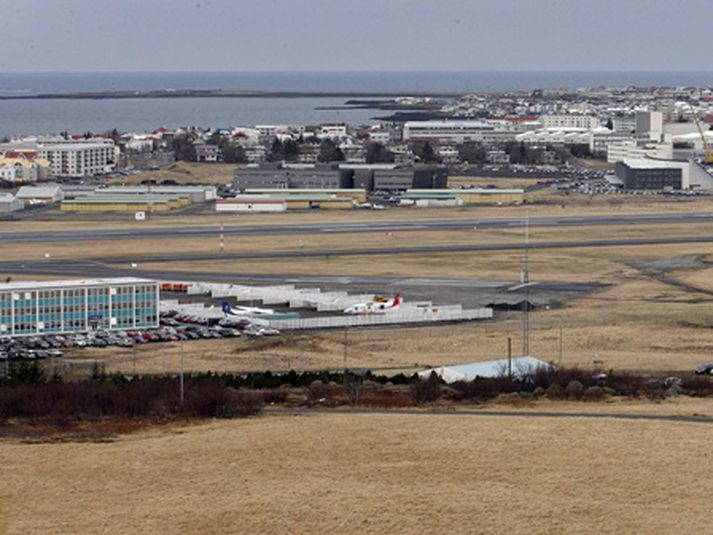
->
[171,134,197,162]
[605,118,614,130]
[269,138,284,161]
[208,130,222,146]
[457,142,487,164]
[318,139,345,162]
[412,141,440,163]
[219,140,246,164]
[365,142,395,164]
[282,139,299,161]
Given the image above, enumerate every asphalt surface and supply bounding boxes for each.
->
[3,211,713,243]
[266,407,713,425]
[0,260,601,309]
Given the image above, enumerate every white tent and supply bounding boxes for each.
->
[418,356,553,384]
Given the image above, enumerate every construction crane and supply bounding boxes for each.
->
[688,103,713,164]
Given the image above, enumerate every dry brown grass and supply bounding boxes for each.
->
[4,194,713,234]
[2,409,713,534]
[107,161,238,186]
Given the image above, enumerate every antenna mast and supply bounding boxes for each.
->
[522,212,530,356]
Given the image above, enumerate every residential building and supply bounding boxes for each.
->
[0,278,159,338]
[486,150,511,164]
[540,114,600,130]
[34,140,116,178]
[195,144,222,162]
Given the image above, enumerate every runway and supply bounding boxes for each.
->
[2,233,712,266]
[2,211,713,243]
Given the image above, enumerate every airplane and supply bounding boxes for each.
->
[344,293,401,315]
[222,301,275,317]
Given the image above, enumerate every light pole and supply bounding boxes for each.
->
[179,340,185,405]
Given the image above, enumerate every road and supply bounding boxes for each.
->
[266,407,713,425]
[2,211,713,243]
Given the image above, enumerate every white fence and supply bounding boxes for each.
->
[168,280,495,330]
[252,307,493,330]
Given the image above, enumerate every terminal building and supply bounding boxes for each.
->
[0,278,159,338]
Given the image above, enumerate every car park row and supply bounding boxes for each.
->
[0,310,279,361]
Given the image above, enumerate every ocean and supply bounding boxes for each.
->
[1,71,712,137]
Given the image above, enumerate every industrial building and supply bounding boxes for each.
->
[16,184,64,203]
[245,188,367,203]
[61,193,192,212]
[234,163,448,192]
[97,185,217,202]
[403,188,525,205]
[217,191,358,211]
[0,278,159,338]
[0,193,23,213]
[614,158,713,190]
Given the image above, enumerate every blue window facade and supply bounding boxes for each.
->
[0,279,158,338]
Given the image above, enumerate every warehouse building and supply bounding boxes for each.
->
[403,188,525,205]
[97,185,217,202]
[245,188,367,203]
[0,278,158,338]
[61,193,192,212]
[217,192,357,211]
[16,184,64,203]
[0,193,23,213]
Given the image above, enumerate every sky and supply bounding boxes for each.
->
[4,0,712,72]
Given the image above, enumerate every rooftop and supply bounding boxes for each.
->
[0,278,156,292]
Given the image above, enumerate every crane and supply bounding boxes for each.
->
[688,103,713,164]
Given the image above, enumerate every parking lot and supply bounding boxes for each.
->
[0,309,279,363]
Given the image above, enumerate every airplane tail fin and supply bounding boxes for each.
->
[392,293,401,307]
[222,301,232,315]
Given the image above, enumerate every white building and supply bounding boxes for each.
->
[589,127,634,156]
[34,140,116,177]
[319,124,348,139]
[16,184,64,203]
[635,111,664,141]
[606,141,674,163]
[540,114,600,130]
[0,192,23,213]
[403,120,495,143]
[516,128,590,146]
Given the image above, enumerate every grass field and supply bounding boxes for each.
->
[2,406,712,534]
[106,161,238,186]
[5,195,713,374]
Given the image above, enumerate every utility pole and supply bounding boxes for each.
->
[219,220,224,253]
[507,337,512,379]
[559,326,563,366]
[522,212,530,357]
[179,341,185,405]
[343,326,348,371]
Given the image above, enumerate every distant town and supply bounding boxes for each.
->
[1,84,712,216]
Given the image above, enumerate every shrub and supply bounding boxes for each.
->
[410,372,442,404]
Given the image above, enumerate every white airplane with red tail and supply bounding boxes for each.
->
[344,293,401,315]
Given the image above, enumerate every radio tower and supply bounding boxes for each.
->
[522,213,530,356]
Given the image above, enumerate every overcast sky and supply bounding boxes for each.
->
[4,0,711,72]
